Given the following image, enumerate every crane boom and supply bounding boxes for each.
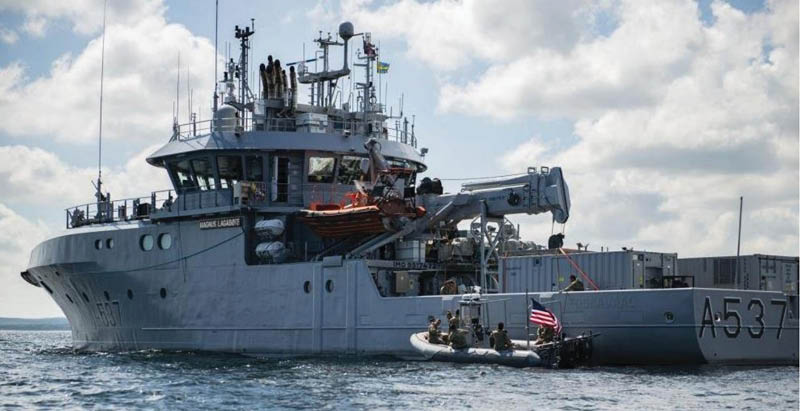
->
[416,167,570,231]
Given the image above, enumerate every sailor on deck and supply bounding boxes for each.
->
[563,275,585,292]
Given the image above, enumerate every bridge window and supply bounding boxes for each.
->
[217,155,243,189]
[191,158,215,190]
[245,155,263,182]
[273,157,289,202]
[337,156,367,185]
[308,157,336,183]
[171,160,195,190]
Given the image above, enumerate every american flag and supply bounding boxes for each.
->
[530,298,562,335]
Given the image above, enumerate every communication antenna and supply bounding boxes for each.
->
[187,65,191,121]
[94,0,108,202]
[176,52,180,125]
[213,0,218,112]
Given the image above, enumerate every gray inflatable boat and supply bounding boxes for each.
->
[409,332,543,367]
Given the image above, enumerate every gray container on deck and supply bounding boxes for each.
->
[678,254,799,294]
[500,250,678,293]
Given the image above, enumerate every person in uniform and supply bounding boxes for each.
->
[563,275,585,291]
[448,328,469,349]
[427,318,444,345]
[490,322,513,351]
[534,325,555,345]
[448,310,461,334]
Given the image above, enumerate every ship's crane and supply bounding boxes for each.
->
[347,165,571,264]
[417,168,570,229]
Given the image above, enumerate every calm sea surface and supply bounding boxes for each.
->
[0,330,797,410]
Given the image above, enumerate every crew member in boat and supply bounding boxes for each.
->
[428,318,444,345]
[563,275,585,292]
[489,322,513,351]
[534,325,555,345]
[448,327,469,350]
[448,310,461,331]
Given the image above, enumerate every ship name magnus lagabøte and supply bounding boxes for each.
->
[21,19,797,365]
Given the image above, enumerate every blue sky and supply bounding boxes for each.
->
[0,0,796,317]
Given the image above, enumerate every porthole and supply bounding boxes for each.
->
[127,289,134,300]
[140,234,154,251]
[664,312,674,323]
[303,281,311,294]
[104,291,110,301]
[158,233,172,250]
[160,288,167,299]
[95,239,103,250]
[106,238,114,249]
[325,279,334,293]
[81,292,90,302]
[66,294,74,304]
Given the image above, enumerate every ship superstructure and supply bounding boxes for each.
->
[21,21,797,365]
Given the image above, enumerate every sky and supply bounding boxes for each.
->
[0,0,796,318]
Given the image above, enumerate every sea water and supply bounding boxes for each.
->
[0,331,796,410]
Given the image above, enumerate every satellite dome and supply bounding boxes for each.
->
[339,22,354,40]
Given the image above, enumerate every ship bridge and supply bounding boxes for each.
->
[65,21,427,228]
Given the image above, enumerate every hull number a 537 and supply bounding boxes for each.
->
[700,296,787,339]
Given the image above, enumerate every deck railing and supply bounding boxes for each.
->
[65,190,176,229]
[65,182,268,229]
[172,116,417,148]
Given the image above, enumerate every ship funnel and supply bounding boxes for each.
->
[339,22,354,70]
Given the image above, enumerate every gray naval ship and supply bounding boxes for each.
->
[21,21,798,365]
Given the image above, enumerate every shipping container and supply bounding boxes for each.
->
[678,254,799,295]
[500,250,678,293]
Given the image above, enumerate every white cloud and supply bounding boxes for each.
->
[0,143,170,318]
[0,0,165,36]
[486,0,798,257]
[0,26,18,44]
[0,1,217,145]
[21,15,47,37]
[0,203,60,318]
[0,144,171,208]
[332,0,602,71]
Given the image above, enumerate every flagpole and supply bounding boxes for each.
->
[525,288,530,350]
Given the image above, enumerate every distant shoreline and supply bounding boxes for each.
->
[0,317,69,331]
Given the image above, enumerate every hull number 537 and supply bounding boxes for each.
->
[699,296,787,339]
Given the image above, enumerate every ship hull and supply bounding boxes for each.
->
[25,224,799,365]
